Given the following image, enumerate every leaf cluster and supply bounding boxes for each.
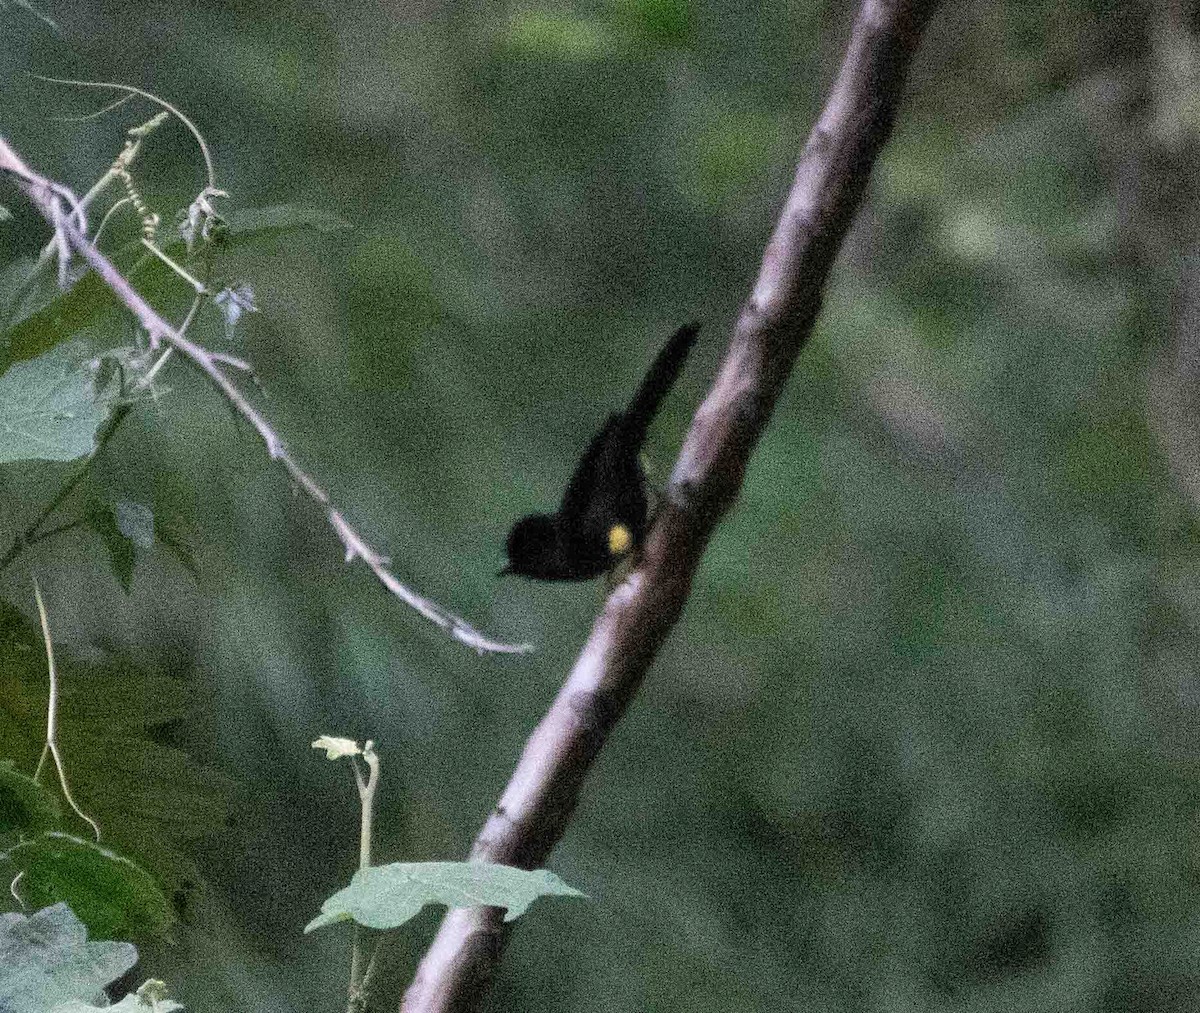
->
[0,598,230,941]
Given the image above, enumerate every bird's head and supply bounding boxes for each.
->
[500,513,566,579]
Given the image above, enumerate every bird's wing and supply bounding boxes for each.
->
[558,413,628,523]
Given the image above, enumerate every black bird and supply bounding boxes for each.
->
[502,322,700,581]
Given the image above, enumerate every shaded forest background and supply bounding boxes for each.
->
[4,1,1200,1010]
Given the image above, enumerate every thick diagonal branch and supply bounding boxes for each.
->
[400,0,943,1009]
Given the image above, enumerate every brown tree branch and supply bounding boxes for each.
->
[400,0,943,1009]
[1140,6,1200,513]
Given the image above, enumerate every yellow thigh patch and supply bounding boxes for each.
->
[608,523,633,556]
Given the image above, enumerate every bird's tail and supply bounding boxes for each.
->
[622,321,700,442]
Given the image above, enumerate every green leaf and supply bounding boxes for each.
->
[0,903,137,1011]
[0,599,232,924]
[85,499,136,593]
[223,204,351,238]
[0,760,63,835]
[85,500,166,591]
[305,861,586,933]
[3,201,345,369]
[1,266,119,368]
[0,238,196,371]
[147,471,199,578]
[54,994,183,1013]
[0,255,40,324]
[114,501,154,549]
[89,499,154,591]
[5,832,176,941]
[154,524,198,578]
[87,475,197,583]
[0,346,116,464]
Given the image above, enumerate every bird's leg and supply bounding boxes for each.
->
[603,554,638,595]
[639,450,657,487]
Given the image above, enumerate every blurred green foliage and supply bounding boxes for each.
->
[3,1,1200,1010]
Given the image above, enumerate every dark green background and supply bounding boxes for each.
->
[3,1,1200,1010]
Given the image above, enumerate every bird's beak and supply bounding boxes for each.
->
[497,563,515,577]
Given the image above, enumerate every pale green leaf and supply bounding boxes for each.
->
[305,861,586,932]
[0,255,39,326]
[0,346,115,464]
[0,903,136,1011]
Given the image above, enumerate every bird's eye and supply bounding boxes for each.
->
[607,523,633,556]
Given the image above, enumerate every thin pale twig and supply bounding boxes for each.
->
[50,91,136,123]
[32,578,102,842]
[90,195,134,247]
[141,238,206,293]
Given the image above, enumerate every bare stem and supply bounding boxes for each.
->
[32,578,101,841]
[348,742,381,1013]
